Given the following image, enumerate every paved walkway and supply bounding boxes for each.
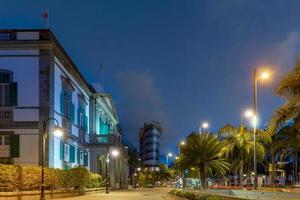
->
[54,188,171,200]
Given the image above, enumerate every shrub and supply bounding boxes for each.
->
[0,164,19,191]
[20,166,41,190]
[170,189,246,200]
[87,173,103,188]
[69,167,90,191]
[0,165,103,192]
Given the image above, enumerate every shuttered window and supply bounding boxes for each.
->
[60,89,74,122]
[69,145,75,163]
[60,140,64,160]
[0,70,17,107]
[10,135,19,157]
[77,105,88,132]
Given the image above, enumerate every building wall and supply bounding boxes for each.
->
[51,57,90,169]
[0,49,40,165]
[0,30,127,185]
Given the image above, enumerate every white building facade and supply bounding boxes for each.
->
[89,93,129,188]
[0,30,128,185]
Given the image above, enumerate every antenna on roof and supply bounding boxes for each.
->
[100,64,104,92]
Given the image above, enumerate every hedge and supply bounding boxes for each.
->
[0,165,104,192]
[169,189,246,200]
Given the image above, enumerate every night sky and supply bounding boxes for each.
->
[2,0,300,160]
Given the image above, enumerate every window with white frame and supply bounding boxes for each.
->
[64,144,70,162]
[0,135,10,158]
[80,150,84,165]
[0,135,10,146]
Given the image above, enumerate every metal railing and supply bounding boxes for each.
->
[0,109,13,121]
[89,134,122,146]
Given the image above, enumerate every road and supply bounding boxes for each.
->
[54,188,171,200]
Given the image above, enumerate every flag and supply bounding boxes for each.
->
[41,10,49,28]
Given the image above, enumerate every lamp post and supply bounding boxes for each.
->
[199,122,209,134]
[179,141,185,155]
[166,153,172,168]
[40,118,63,200]
[252,68,271,190]
[105,148,119,194]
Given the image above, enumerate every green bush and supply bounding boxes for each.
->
[20,166,41,190]
[0,165,103,192]
[0,164,19,191]
[170,189,246,200]
[87,173,103,188]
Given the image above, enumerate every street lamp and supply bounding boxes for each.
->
[106,148,120,194]
[199,121,209,134]
[166,153,172,168]
[244,109,254,119]
[252,67,271,189]
[40,118,63,200]
[179,140,185,155]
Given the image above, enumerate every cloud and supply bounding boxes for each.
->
[115,70,170,147]
[271,31,300,69]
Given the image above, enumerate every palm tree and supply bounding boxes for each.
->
[179,132,230,189]
[268,59,300,134]
[218,124,271,187]
[267,125,300,185]
[268,59,300,184]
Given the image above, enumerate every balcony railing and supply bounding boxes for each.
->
[0,109,13,122]
[89,134,121,146]
[62,117,71,135]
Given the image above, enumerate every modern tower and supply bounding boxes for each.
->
[139,121,162,171]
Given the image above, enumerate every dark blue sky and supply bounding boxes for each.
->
[2,0,300,158]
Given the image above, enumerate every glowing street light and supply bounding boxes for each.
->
[111,149,120,157]
[166,153,172,168]
[244,109,254,118]
[199,121,209,134]
[252,67,272,190]
[180,141,185,146]
[106,148,120,194]
[53,127,63,138]
[40,118,64,200]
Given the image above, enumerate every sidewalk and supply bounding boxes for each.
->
[53,188,171,200]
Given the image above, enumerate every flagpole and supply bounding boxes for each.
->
[46,9,49,29]
[100,64,104,91]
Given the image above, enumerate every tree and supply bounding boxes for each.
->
[218,124,271,187]
[268,59,300,134]
[267,125,300,185]
[268,59,300,184]
[151,164,174,185]
[178,132,230,189]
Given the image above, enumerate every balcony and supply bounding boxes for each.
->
[89,134,121,146]
[62,117,71,135]
[0,109,13,122]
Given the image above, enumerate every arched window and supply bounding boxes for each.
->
[0,70,17,107]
